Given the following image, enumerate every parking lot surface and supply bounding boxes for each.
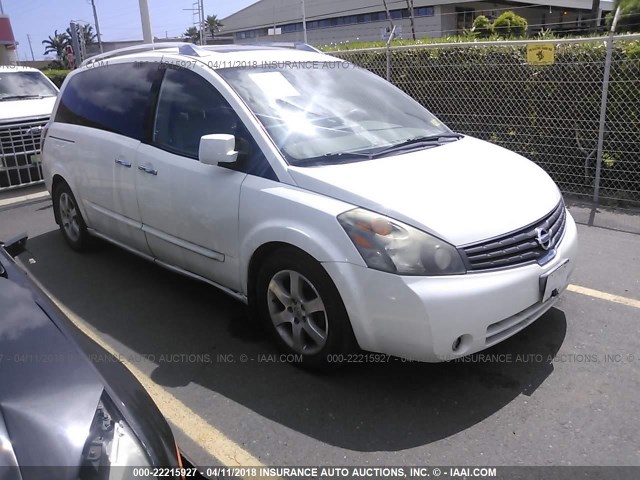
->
[1,196,639,470]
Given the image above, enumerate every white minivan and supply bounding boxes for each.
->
[42,43,578,368]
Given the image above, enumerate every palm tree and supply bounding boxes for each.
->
[66,24,97,46]
[205,14,224,39]
[42,30,69,63]
[184,26,200,43]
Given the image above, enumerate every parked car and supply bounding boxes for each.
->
[0,66,58,189]
[42,43,578,368]
[0,235,188,477]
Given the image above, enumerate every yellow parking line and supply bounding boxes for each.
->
[568,284,640,309]
[29,277,268,477]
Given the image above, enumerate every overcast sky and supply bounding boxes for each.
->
[4,0,257,61]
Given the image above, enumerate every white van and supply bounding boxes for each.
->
[42,43,577,368]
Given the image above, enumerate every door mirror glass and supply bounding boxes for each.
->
[199,134,238,166]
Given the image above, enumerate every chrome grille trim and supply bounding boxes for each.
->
[462,200,567,271]
[0,116,48,191]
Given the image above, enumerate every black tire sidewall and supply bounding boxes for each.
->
[255,248,354,369]
[53,183,89,251]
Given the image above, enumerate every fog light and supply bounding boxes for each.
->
[452,336,463,352]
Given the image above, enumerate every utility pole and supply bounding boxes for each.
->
[138,0,153,44]
[0,1,4,14]
[26,34,35,61]
[90,0,103,53]
[301,0,308,43]
[199,0,205,45]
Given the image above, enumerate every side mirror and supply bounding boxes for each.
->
[198,134,238,166]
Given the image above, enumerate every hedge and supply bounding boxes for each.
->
[43,69,70,88]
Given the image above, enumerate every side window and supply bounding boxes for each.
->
[153,68,241,158]
[152,67,277,180]
[55,62,158,140]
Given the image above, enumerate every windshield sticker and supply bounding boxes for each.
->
[248,72,300,99]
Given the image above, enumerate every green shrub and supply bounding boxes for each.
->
[493,11,528,38]
[472,15,493,38]
[43,69,70,87]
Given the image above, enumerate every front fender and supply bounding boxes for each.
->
[238,176,366,295]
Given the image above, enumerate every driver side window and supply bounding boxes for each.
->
[153,67,240,159]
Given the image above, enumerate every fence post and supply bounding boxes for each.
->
[386,25,396,82]
[593,7,621,204]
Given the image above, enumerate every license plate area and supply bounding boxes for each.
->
[540,259,570,303]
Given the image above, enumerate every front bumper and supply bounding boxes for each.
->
[323,211,578,361]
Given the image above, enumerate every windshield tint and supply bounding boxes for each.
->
[218,62,451,166]
[0,71,58,99]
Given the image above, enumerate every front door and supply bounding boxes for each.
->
[135,66,248,290]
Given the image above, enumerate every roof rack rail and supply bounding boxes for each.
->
[246,42,321,53]
[81,42,199,67]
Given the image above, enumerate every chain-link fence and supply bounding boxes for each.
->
[331,34,640,209]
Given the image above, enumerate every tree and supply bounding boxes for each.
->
[472,15,493,37]
[66,24,97,46]
[493,11,528,37]
[42,30,69,63]
[606,0,640,32]
[184,26,200,43]
[205,14,224,38]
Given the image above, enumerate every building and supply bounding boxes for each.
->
[0,16,17,65]
[221,0,615,46]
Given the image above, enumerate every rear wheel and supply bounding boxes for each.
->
[255,248,355,370]
[53,183,91,251]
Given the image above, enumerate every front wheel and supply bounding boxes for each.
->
[255,248,355,370]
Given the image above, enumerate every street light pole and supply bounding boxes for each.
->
[26,34,35,61]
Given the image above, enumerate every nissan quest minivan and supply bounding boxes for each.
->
[42,43,578,368]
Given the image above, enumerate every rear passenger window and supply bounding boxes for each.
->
[55,62,158,140]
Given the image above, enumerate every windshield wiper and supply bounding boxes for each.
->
[368,133,463,159]
[0,94,47,101]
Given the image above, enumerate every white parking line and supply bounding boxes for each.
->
[27,274,270,478]
[568,284,640,309]
[0,190,50,208]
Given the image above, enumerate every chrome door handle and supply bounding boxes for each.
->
[138,165,158,175]
[114,159,131,168]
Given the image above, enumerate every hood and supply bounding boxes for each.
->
[0,97,56,122]
[0,276,103,477]
[288,136,561,246]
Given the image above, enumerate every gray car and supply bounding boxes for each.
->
[0,235,195,479]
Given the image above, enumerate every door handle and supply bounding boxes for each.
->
[114,158,131,168]
[138,165,158,175]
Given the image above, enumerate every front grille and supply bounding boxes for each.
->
[0,116,48,190]
[462,200,567,271]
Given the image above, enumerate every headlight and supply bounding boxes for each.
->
[338,208,466,275]
[79,393,152,478]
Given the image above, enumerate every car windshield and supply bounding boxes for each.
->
[218,61,453,166]
[0,71,58,100]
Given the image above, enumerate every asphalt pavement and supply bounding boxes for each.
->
[1,194,639,472]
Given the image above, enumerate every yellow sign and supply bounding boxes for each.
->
[527,43,555,65]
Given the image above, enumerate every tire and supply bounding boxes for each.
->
[255,247,356,370]
[52,182,91,251]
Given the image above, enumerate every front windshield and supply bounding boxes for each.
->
[0,71,58,100]
[218,61,452,166]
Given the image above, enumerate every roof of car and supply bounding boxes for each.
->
[81,42,335,68]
